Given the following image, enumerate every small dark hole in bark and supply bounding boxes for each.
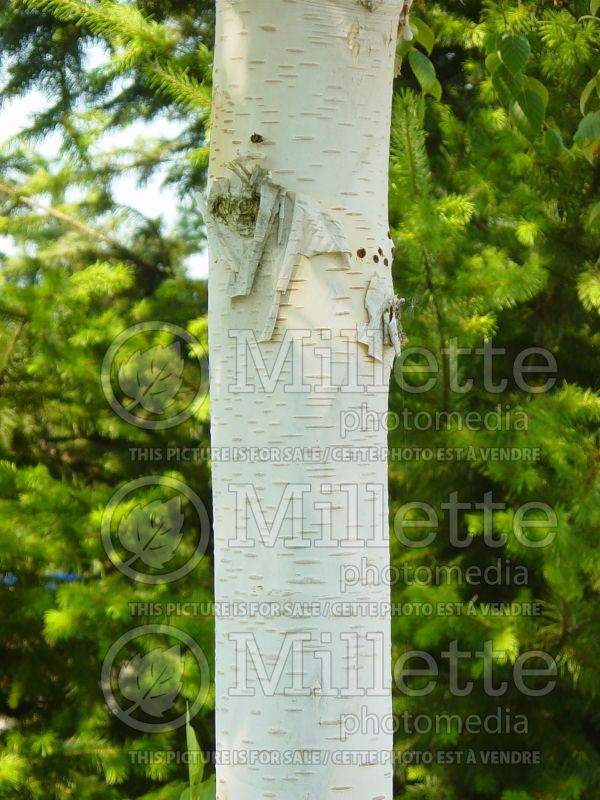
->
[357,248,366,258]
[250,133,264,143]
[384,258,389,267]
[378,247,384,256]
[387,231,392,239]
[373,255,379,263]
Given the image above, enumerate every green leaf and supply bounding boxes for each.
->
[523,76,549,107]
[428,78,442,101]
[592,0,600,15]
[485,52,502,73]
[197,776,216,800]
[408,49,436,93]
[186,705,204,792]
[510,90,546,140]
[574,112,600,143]
[492,65,524,105]
[580,73,600,115]
[410,17,435,55]
[498,33,531,76]
[574,112,600,161]
[544,127,564,157]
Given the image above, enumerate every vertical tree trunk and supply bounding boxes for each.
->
[207,2,402,798]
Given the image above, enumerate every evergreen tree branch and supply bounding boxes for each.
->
[146,62,211,113]
[0,181,153,270]
[421,250,449,412]
[0,180,116,246]
[16,0,175,53]
[0,318,26,389]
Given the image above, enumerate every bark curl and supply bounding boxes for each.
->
[206,156,352,342]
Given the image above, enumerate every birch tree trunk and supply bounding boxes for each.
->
[206,2,404,798]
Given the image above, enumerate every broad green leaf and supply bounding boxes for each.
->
[197,776,216,800]
[498,33,531,76]
[580,73,600,115]
[574,112,600,161]
[183,783,215,800]
[492,65,524,105]
[574,112,600,143]
[410,17,435,55]
[510,90,546,140]
[592,0,600,15]
[485,52,502,73]
[544,127,564,157]
[408,49,436,93]
[186,705,204,792]
[428,78,442,101]
[523,76,549,107]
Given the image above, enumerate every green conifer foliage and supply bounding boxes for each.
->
[0,154,213,798]
[1,5,214,797]
[388,2,600,797]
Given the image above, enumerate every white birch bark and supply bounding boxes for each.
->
[206,2,404,798]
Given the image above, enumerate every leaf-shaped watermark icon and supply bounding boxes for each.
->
[118,496,184,568]
[102,322,208,430]
[102,624,210,732]
[118,645,184,718]
[102,476,210,584]
[118,342,185,414]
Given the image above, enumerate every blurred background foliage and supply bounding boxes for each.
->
[0,0,599,798]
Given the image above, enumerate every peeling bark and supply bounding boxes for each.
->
[398,0,414,41]
[357,275,405,362]
[208,2,402,798]
[206,158,352,342]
